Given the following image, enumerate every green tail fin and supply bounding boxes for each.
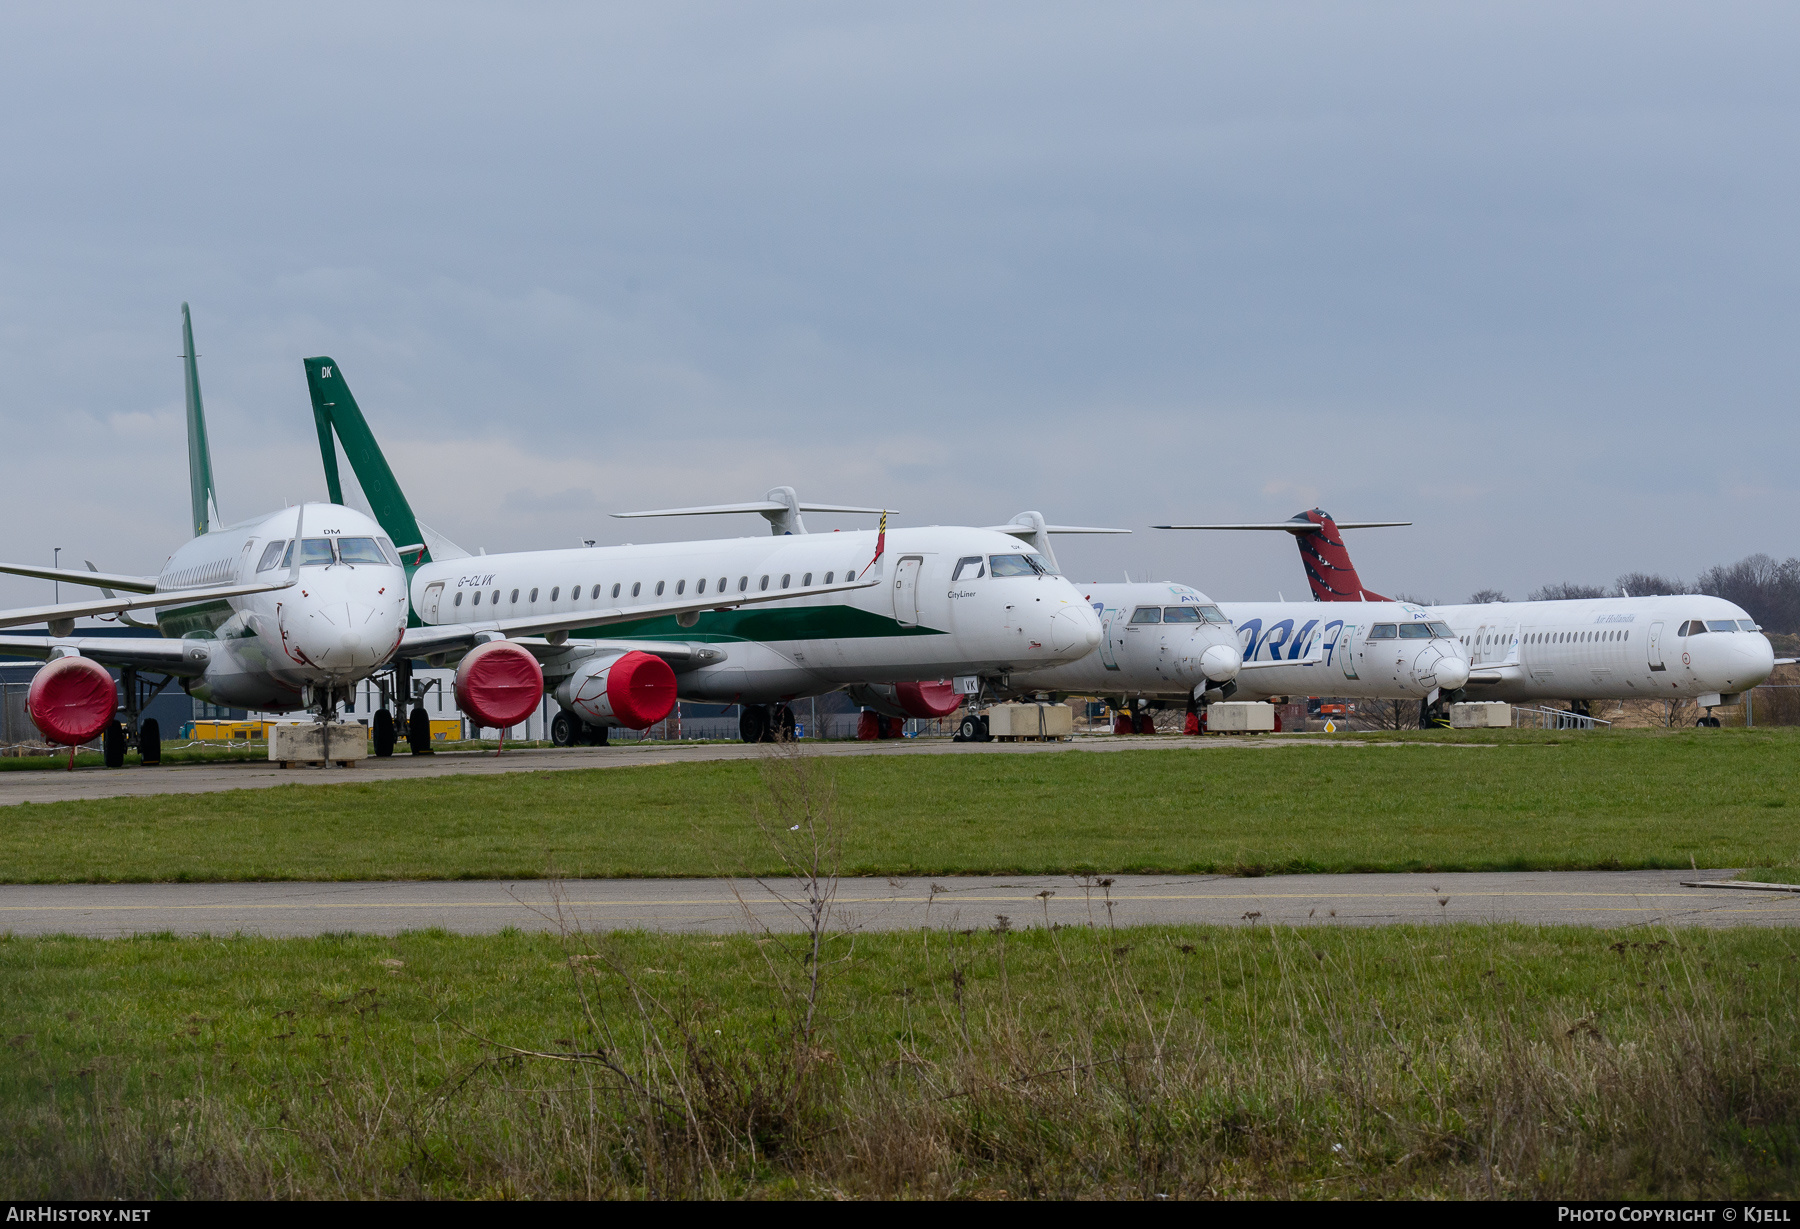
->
[181,303,220,537]
[303,357,430,565]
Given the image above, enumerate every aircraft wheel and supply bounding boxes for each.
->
[551,710,577,747]
[775,704,797,741]
[956,715,982,742]
[589,721,610,746]
[408,705,432,754]
[103,721,126,769]
[372,709,396,757]
[739,705,769,744]
[139,718,161,766]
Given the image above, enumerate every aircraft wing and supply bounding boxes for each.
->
[400,575,880,659]
[986,524,1130,536]
[0,578,297,632]
[0,635,210,675]
[495,637,729,670]
[0,561,160,593]
[614,501,889,518]
[1152,521,1412,532]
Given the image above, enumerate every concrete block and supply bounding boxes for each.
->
[1449,702,1511,729]
[1208,701,1275,732]
[269,721,370,765]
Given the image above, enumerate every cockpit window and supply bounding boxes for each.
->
[1369,624,1398,640]
[335,538,390,565]
[376,536,404,566]
[1129,607,1162,624]
[952,556,986,582]
[989,553,1055,577]
[256,540,287,572]
[1162,606,1202,623]
[1679,621,1705,636]
[1739,619,1759,632]
[1398,623,1433,639]
[1705,619,1738,633]
[1199,605,1228,623]
[1428,621,1454,638]
[280,538,337,568]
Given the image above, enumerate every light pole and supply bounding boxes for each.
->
[52,547,61,604]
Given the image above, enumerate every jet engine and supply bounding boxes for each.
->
[453,640,545,730]
[844,680,964,720]
[553,650,677,730]
[28,655,117,746]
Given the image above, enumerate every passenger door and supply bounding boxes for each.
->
[893,556,922,628]
[422,581,444,623]
[1647,621,1665,672]
[1340,624,1359,679]
[1097,605,1120,671]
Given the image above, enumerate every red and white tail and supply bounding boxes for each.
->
[1293,509,1388,602]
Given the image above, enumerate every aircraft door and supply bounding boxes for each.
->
[1647,621,1665,672]
[1097,605,1120,671]
[1341,625,1359,679]
[422,581,445,623]
[1473,624,1488,664]
[893,556,923,628]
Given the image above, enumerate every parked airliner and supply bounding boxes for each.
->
[1160,509,1786,722]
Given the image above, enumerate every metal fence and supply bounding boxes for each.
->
[1512,705,1612,731]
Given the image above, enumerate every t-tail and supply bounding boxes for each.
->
[1152,508,1411,602]
[303,357,453,567]
[181,303,221,537]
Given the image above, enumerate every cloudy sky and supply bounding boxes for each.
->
[2,1,1795,610]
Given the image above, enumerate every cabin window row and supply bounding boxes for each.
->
[448,569,855,611]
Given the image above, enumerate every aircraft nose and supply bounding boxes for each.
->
[1050,604,1102,654]
[1719,632,1777,689]
[1199,643,1241,683]
[1415,647,1467,691]
[291,602,398,675]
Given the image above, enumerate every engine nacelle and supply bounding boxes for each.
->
[843,680,964,720]
[454,640,545,730]
[28,656,116,746]
[553,650,677,730]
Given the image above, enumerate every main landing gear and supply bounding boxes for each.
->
[551,710,610,747]
[738,703,797,743]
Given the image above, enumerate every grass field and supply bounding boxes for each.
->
[4,921,1797,1198]
[0,727,1795,883]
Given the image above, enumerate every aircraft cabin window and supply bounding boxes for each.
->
[676,579,686,595]
[1429,622,1454,637]
[530,588,539,602]
[951,556,985,582]
[697,578,707,594]
[631,582,641,598]
[846,569,856,580]
[1162,606,1202,623]
[759,575,770,591]
[739,576,749,592]
[256,540,286,572]
[824,572,834,584]
[454,591,464,607]
[1369,624,1398,639]
[611,583,621,599]
[718,577,728,591]
[989,555,1039,578]
[803,572,813,585]
[655,581,665,596]
[1129,607,1162,624]
[490,590,499,605]
[1706,620,1737,633]
[549,587,558,601]
[337,538,388,565]
[780,574,791,589]
[510,589,520,604]
[472,591,481,606]
[1398,624,1432,639]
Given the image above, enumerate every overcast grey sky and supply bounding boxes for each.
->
[2,1,1795,609]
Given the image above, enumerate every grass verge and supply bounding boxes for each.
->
[0,727,1796,881]
[3,921,1797,1198]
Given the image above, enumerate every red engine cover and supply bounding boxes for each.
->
[894,680,962,719]
[605,651,677,729]
[28,656,116,746]
[454,640,544,730]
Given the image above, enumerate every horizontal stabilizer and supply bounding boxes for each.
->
[1153,520,1411,532]
[416,519,469,562]
[986,524,1130,536]
[614,501,890,518]
[0,562,159,593]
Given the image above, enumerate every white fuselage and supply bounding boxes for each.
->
[1428,594,1774,704]
[1010,583,1469,702]
[152,503,411,709]
[407,526,1102,705]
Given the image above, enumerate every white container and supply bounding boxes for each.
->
[986,702,1073,740]
[269,721,370,766]
[1208,701,1275,732]
[1449,702,1511,729]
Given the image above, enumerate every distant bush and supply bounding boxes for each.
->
[1528,582,1610,601]
[1697,554,1800,635]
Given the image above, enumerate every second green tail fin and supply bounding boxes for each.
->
[303,357,432,565]
[181,303,221,537]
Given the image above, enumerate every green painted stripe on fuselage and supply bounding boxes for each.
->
[574,603,946,644]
